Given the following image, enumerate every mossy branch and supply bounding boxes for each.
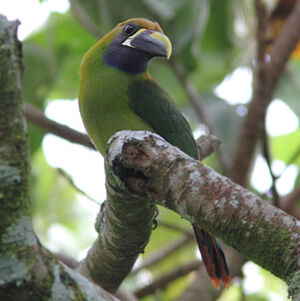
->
[78,133,223,293]
[104,130,300,299]
[0,14,117,301]
[79,154,156,293]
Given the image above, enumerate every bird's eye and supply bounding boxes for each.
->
[123,24,135,34]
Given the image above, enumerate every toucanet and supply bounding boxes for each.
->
[79,18,231,289]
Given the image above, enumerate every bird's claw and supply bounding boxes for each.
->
[95,200,106,232]
[152,206,159,230]
[152,218,158,230]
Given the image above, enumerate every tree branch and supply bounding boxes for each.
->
[0,14,117,301]
[79,161,157,293]
[104,130,299,298]
[158,220,193,235]
[77,133,222,292]
[229,0,268,186]
[195,134,222,161]
[131,234,193,275]
[24,102,95,149]
[25,102,222,162]
[169,60,230,173]
[261,130,280,206]
[230,0,300,186]
[134,260,202,299]
[69,0,103,38]
[57,167,100,204]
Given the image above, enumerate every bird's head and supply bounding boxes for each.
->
[81,18,172,74]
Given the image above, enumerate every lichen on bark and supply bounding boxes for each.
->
[0,14,117,300]
[79,154,156,293]
[105,130,300,299]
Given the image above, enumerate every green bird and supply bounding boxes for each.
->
[79,18,230,289]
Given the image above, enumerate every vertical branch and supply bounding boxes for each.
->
[79,157,156,293]
[230,0,300,186]
[0,16,30,229]
[0,15,120,301]
[261,131,280,206]
[169,60,230,173]
[229,0,268,186]
[69,0,103,38]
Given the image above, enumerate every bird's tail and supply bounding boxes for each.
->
[192,225,231,289]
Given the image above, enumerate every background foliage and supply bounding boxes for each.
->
[18,0,300,300]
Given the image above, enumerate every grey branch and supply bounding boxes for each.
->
[0,14,117,301]
[79,159,157,293]
[134,260,202,298]
[69,0,103,38]
[78,133,221,292]
[104,130,300,298]
[24,102,95,149]
[131,234,193,275]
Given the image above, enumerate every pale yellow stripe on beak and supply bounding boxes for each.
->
[122,28,146,48]
[150,31,172,59]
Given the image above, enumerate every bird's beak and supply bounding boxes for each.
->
[122,29,172,59]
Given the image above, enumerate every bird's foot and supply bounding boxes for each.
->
[95,200,106,232]
[152,206,159,230]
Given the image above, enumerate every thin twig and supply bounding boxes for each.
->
[69,0,103,38]
[230,0,300,186]
[24,103,95,150]
[261,130,280,206]
[54,252,79,269]
[267,0,300,93]
[195,134,222,161]
[134,260,202,298]
[169,60,230,173]
[57,168,101,205]
[158,221,193,236]
[229,0,268,186]
[278,144,300,178]
[131,235,193,275]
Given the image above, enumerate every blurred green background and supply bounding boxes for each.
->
[2,0,300,299]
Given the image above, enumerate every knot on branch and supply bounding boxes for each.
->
[111,142,149,193]
[106,130,185,200]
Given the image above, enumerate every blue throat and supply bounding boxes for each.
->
[104,38,151,74]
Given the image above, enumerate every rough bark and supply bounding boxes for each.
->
[105,130,300,299]
[79,159,156,293]
[0,14,117,301]
[78,134,219,293]
[24,103,95,149]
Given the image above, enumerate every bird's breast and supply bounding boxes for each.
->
[79,74,153,155]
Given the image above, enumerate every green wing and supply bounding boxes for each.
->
[128,78,198,159]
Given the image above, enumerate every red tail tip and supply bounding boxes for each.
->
[222,275,231,289]
[211,278,220,289]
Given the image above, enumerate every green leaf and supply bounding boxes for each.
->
[275,60,300,117]
[22,42,56,106]
[24,12,97,101]
[271,129,300,166]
